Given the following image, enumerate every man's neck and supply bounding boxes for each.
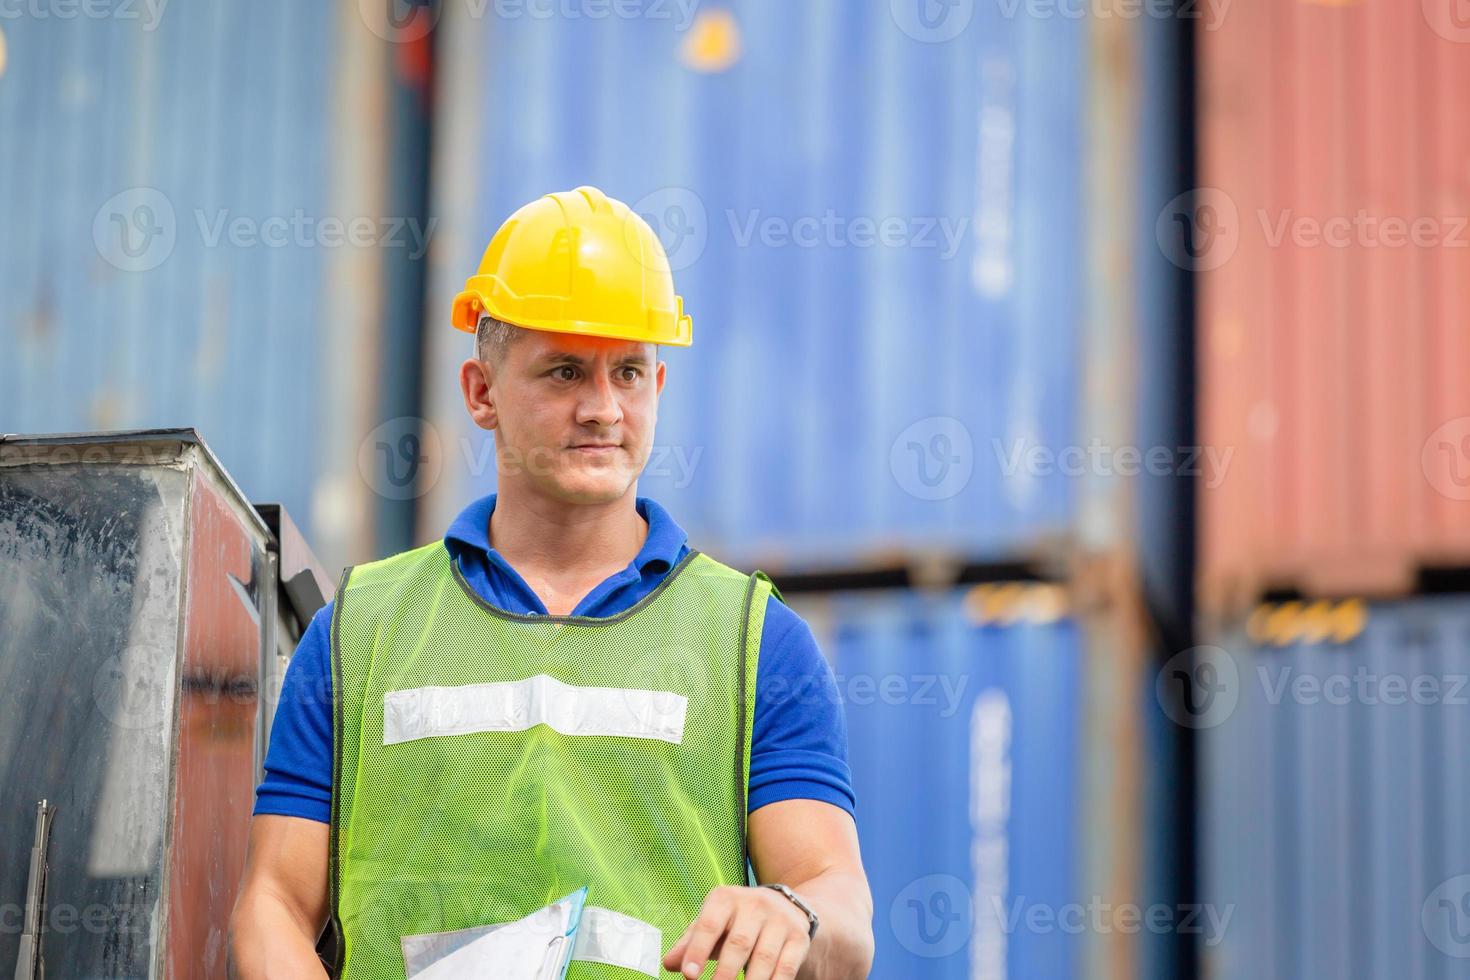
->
[487,483,648,578]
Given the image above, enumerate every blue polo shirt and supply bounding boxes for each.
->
[254,494,855,820]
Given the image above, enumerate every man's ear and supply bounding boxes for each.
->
[655,359,666,397]
[459,358,499,431]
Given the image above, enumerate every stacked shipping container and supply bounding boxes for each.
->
[0,1,401,574]
[1198,0,1470,613]
[1198,1,1470,975]
[1200,597,1470,980]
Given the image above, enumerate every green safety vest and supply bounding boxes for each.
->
[322,541,776,979]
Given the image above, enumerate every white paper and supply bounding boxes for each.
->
[403,889,586,980]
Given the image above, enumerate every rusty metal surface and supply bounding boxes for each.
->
[1198,0,1470,615]
[165,470,269,978]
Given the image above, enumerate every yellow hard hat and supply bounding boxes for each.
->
[451,186,693,346]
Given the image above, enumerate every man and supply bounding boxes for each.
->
[230,187,873,979]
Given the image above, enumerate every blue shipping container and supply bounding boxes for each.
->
[421,0,1088,568]
[794,586,1083,979]
[1200,596,1470,980]
[0,2,380,567]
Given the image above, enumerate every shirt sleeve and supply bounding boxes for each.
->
[252,601,335,823]
[749,594,856,817]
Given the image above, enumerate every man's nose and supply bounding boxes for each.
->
[576,372,623,428]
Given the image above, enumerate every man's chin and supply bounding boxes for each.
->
[540,470,634,506]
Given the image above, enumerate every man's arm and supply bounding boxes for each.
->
[229,815,331,979]
[661,799,874,979]
[749,798,874,978]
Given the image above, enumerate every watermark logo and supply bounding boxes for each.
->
[891,874,974,957]
[1155,187,1239,272]
[891,0,974,42]
[1422,0,1470,44]
[990,0,1232,29]
[92,646,173,730]
[359,417,443,501]
[1156,646,1239,730]
[93,188,435,271]
[1258,209,1469,250]
[994,438,1233,488]
[891,416,975,501]
[93,187,176,272]
[357,0,439,43]
[0,0,169,30]
[1422,417,1470,501]
[629,186,708,272]
[1423,875,1470,958]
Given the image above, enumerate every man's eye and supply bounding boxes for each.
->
[552,366,578,381]
[619,366,642,382]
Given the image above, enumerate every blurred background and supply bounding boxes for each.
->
[2,0,1469,977]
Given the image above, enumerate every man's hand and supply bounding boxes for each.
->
[662,884,813,980]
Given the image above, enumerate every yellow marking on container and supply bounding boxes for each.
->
[680,9,741,74]
[1330,599,1367,644]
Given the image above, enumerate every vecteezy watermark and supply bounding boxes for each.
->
[631,186,709,272]
[1257,209,1470,250]
[1257,665,1469,708]
[1422,417,1470,501]
[727,210,970,259]
[629,188,972,270]
[1424,875,1470,958]
[93,187,177,273]
[92,645,175,731]
[763,671,971,717]
[891,874,975,958]
[981,896,1234,946]
[357,419,704,500]
[359,417,444,502]
[0,900,153,936]
[1422,0,1470,45]
[890,0,974,43]
[0,0,168,30]
[1155,187,1240,272]
[194,209,436,259]
[92,188,437,273]
[993,438,1234,489]
[0,440,190,469]
[357,0,698,43]
[993,0,1231,28]
[891,417,975,501]
[1156,646,1240,730]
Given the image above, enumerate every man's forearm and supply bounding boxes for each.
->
[228,888,329,980]
[789,868,875,979]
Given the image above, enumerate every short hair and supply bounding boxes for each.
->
[475,314,521,364]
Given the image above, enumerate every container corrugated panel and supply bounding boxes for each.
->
[793,586,1083,978]
[419,2,1086,569]
[1200,596,1470,979]
[0,2,387,571]
[1198,0,1470,613]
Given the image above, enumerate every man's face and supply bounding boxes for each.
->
[472,329,665,505]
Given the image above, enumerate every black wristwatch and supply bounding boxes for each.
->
[762,883,819,940]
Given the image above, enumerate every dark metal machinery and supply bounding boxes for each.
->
[0,429,333,979]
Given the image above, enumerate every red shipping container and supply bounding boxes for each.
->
[1198,0,1470,618]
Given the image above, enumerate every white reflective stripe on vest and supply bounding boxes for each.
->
[383,673,688,746]
[572,906,664,977]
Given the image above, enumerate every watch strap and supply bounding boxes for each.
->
[761,883,819,940]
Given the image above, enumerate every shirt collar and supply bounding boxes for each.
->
[443,493,688,573]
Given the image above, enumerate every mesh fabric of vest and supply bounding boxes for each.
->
[326,542,772,979]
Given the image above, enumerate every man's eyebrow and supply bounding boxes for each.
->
[539,351,652,367]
